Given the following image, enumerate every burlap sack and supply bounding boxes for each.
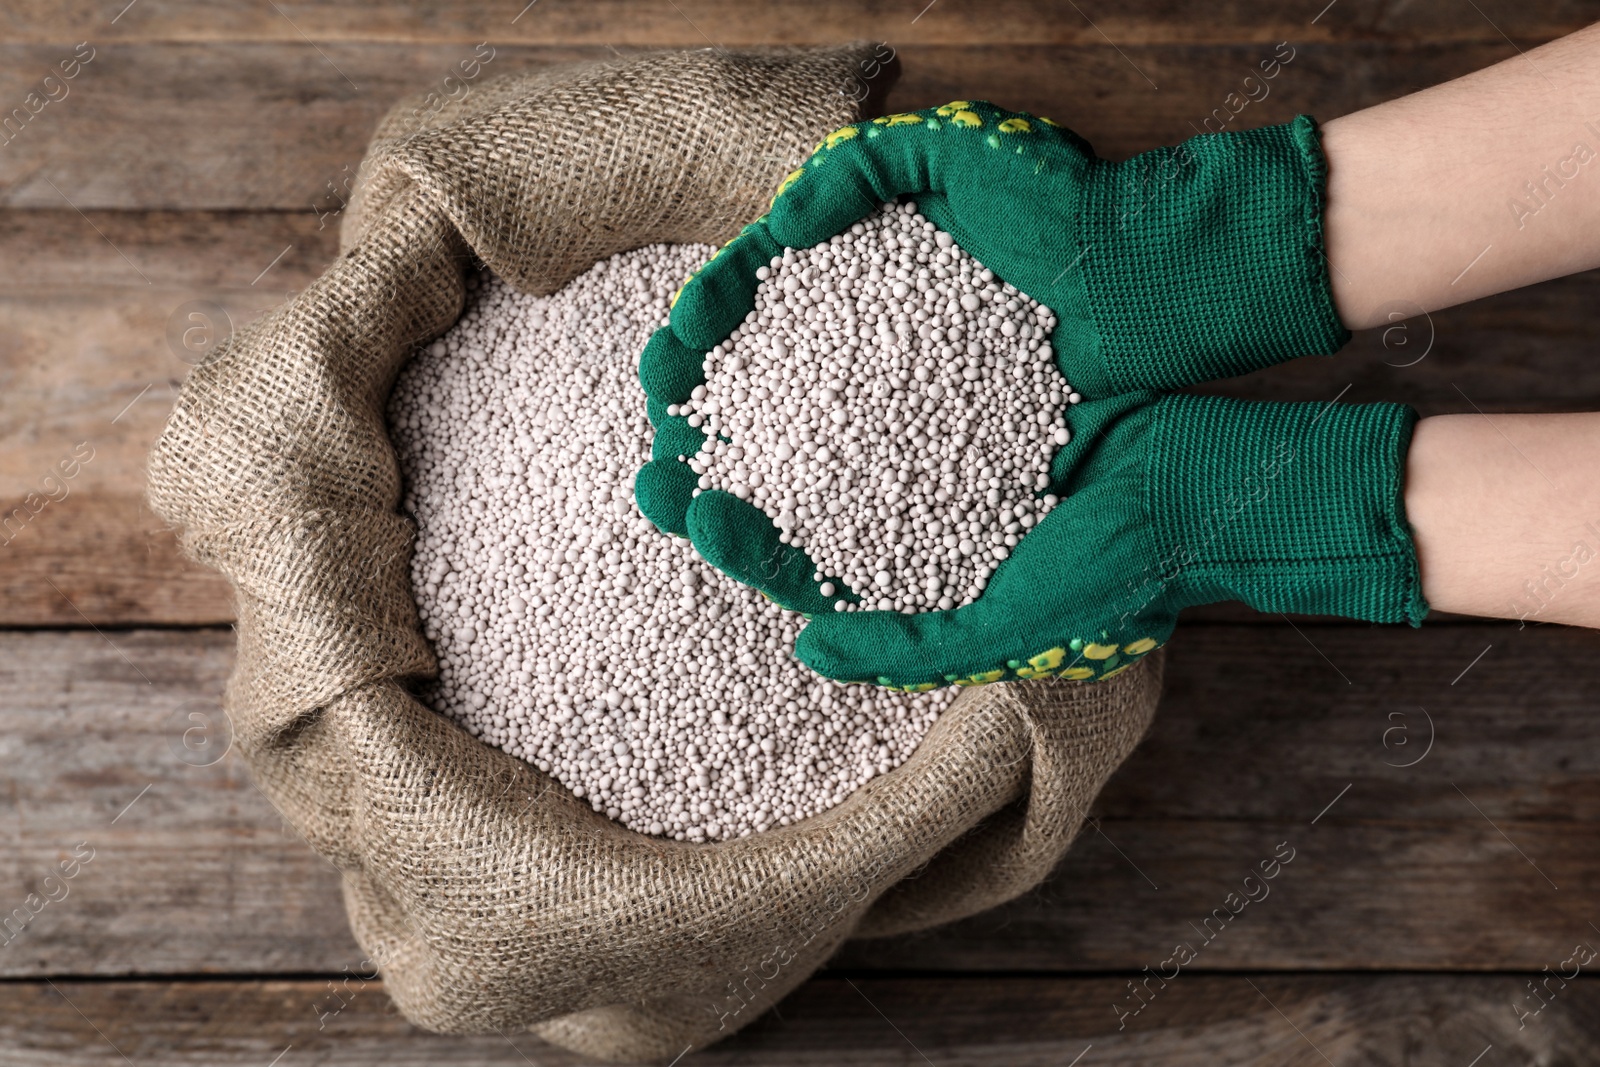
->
[146,45,1165,1063]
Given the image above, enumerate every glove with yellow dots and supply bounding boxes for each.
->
[687,390,1428,690]
[658,100,1350,399]
[633,99,1425,689]
[636,100,1351,546]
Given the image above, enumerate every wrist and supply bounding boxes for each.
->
[1405,411,1600,628]
[1144,394,1427,624]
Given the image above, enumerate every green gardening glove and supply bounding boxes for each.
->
[635,99,1349,544]
[643,386,1426,689]
[779,392,1426,690]
[658,100,1348,400]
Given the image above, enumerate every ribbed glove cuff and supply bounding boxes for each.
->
[1143,394,1427,625]
[1069,116,1350,393]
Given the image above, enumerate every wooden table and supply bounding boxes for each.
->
[5,2,1600,1062]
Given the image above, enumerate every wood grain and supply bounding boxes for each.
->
[0,492,233,626]
[5,625,1598,977]
[0,628,359,976]
[2,974,1595,1065]
[1103,620,1600,822]
[0,211,334,502]
[0,42,1535,210]
[6,2,1596,1058]
[3,0,1591,45]
[0,211,337,625]
[839,816,1600,971]
[0,209,338,290]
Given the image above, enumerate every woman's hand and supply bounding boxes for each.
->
[1323,21,1600,326]
[665,100,1348,399]
[636,100,1354,550]
[1406,411,1600,628]
[661,391,1425,691]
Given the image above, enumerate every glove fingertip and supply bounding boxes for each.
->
[639,327,704,404]
[671,224,782,350]
[766,174,881,253]
[684,489,768,571]
[793,613,913,687]
[634,460,698,537]
[798,601,1036,690]
[687,491,838,616]
[650,414,705,464]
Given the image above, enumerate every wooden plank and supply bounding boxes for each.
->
[3,0,1592,45]
[0,493,233,626]
[1102,621,1600,822]
[0,629,359,976]
[0,209,338,291]
[0,42,597,212]
[0,42,1531,211]
[837,817,1600,972]
[844,623,1600,970]
[2,974,1596,1065]
[0,211,335,626]
[6,625,1600,976]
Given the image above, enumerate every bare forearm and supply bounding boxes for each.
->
[1322,22,1600,328]
[1405,412,1600,626]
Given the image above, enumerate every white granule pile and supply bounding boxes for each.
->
[674,201,1078,613]
[388,244,956,843]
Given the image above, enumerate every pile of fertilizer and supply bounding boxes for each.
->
[389,245,957,842]
[673,201,1077,612]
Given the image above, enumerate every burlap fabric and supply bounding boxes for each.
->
[146,44,1165,1063]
